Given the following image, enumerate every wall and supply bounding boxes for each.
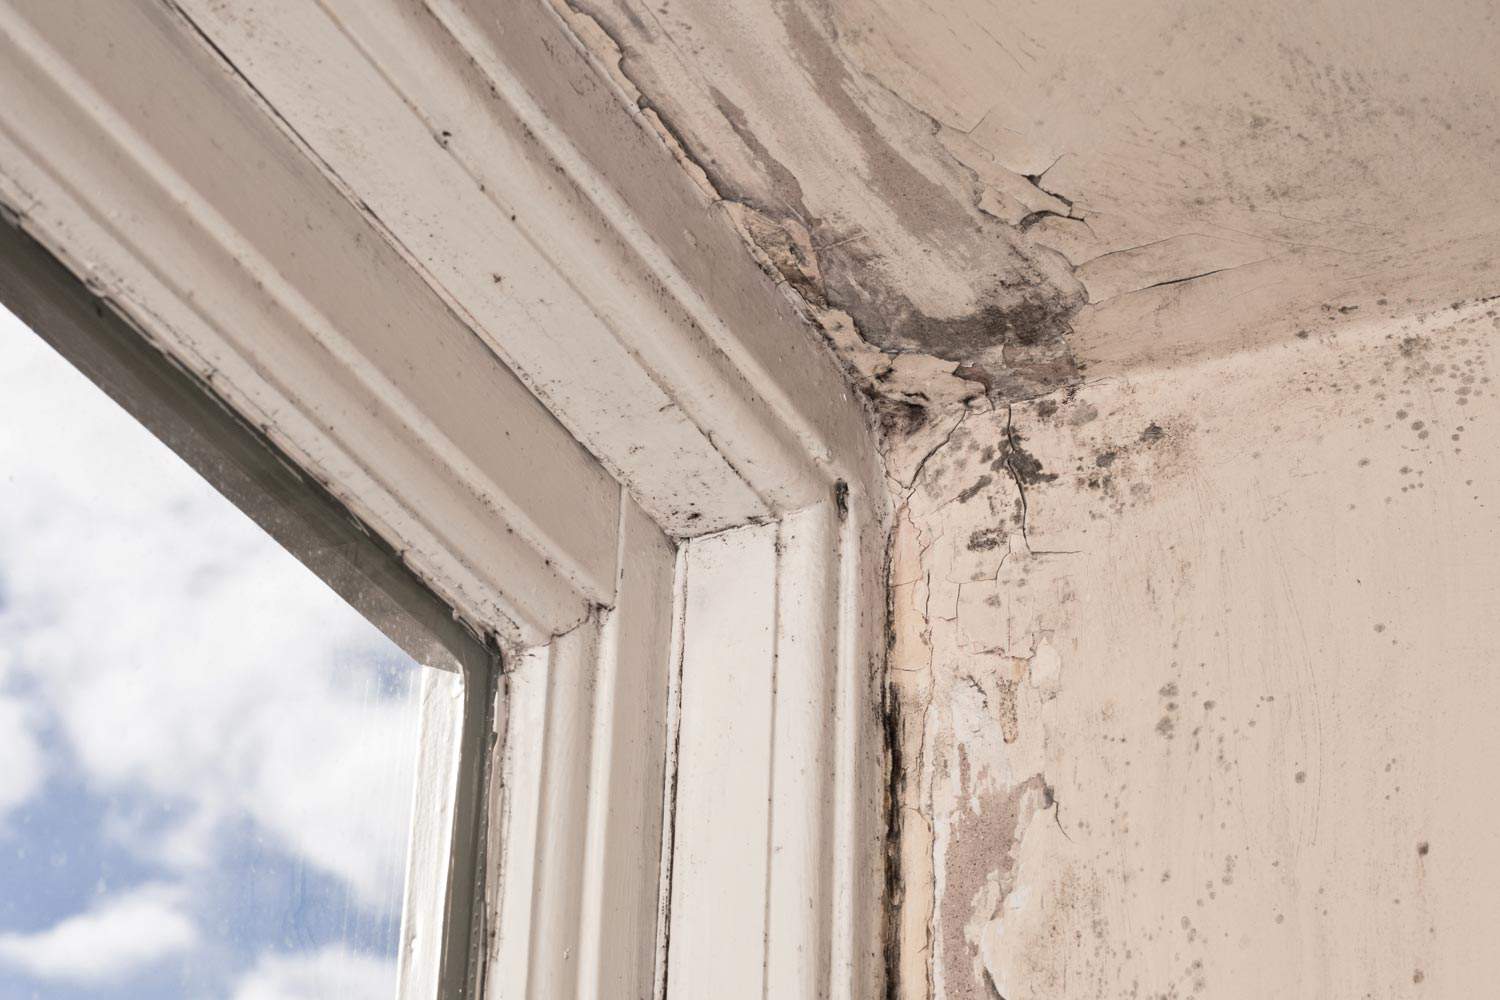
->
[887,298,1500,998]
[562,0,1500,407]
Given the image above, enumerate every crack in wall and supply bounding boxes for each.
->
[997,406,1035,552]
[879,391,1090,1000]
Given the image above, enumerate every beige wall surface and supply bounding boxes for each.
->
[888,298,1500,999]
[565,0,1500,404]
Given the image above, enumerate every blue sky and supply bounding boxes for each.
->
[0,305,431,997]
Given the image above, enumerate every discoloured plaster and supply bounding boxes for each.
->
[558,0,1085,411]
[559,0,1500,429]
[885,297,1500,998]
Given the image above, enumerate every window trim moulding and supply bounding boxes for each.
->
[0,1,890,998]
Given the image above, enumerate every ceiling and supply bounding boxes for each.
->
[568,0,1500,400]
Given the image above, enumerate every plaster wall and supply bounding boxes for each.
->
[561,0,1500,405]
[886,298,1500,998]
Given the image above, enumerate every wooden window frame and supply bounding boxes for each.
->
[0,1,889,997]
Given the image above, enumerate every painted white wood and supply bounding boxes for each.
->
[577,499,677,1000]
[490,497,676,1000]
[765,504,842,998]
[0,0,616,645]
[523,621,603,1000]
[666,504,887,1000]
[165,0,884,532]
[830,504,891,1000]
[490,646,551,998]
[431,0,885,516]
[169,0,765,536]
[652,545,689,1000]
[666,523,780,1000]
[398,667,468,1000]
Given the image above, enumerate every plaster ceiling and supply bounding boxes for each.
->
[564,0,1500,404]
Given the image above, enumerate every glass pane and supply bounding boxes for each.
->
[0,303,433,998]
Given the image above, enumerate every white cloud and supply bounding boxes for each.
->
[0,682,44,822]
[0,308,432,911]
[230,946,394,1000]
[0,882,197,983]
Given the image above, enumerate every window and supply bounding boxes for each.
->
[0,224,492,999]
[0,2,887,989]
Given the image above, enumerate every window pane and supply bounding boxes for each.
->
[0,303,433,998]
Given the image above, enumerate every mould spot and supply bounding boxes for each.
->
[995,429,1057,486]
[871,397,927,438]
[968,527,1007,551]
[958,475,994,503]
[1068,401,1100,426]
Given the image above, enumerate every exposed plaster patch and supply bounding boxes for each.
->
[943,773,1053,1000]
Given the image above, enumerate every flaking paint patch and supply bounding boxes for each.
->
[941,773,1052,1000]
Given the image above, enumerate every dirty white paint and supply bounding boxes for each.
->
[397,668,468,999]
[0,0,620,645]
[172,0,884,535]
[562,0,1500,407]
[0,2,891,996]
[887,298,1500,998]
[667,501,886,1000]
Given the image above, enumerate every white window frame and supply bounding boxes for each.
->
[0,1,889,997]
